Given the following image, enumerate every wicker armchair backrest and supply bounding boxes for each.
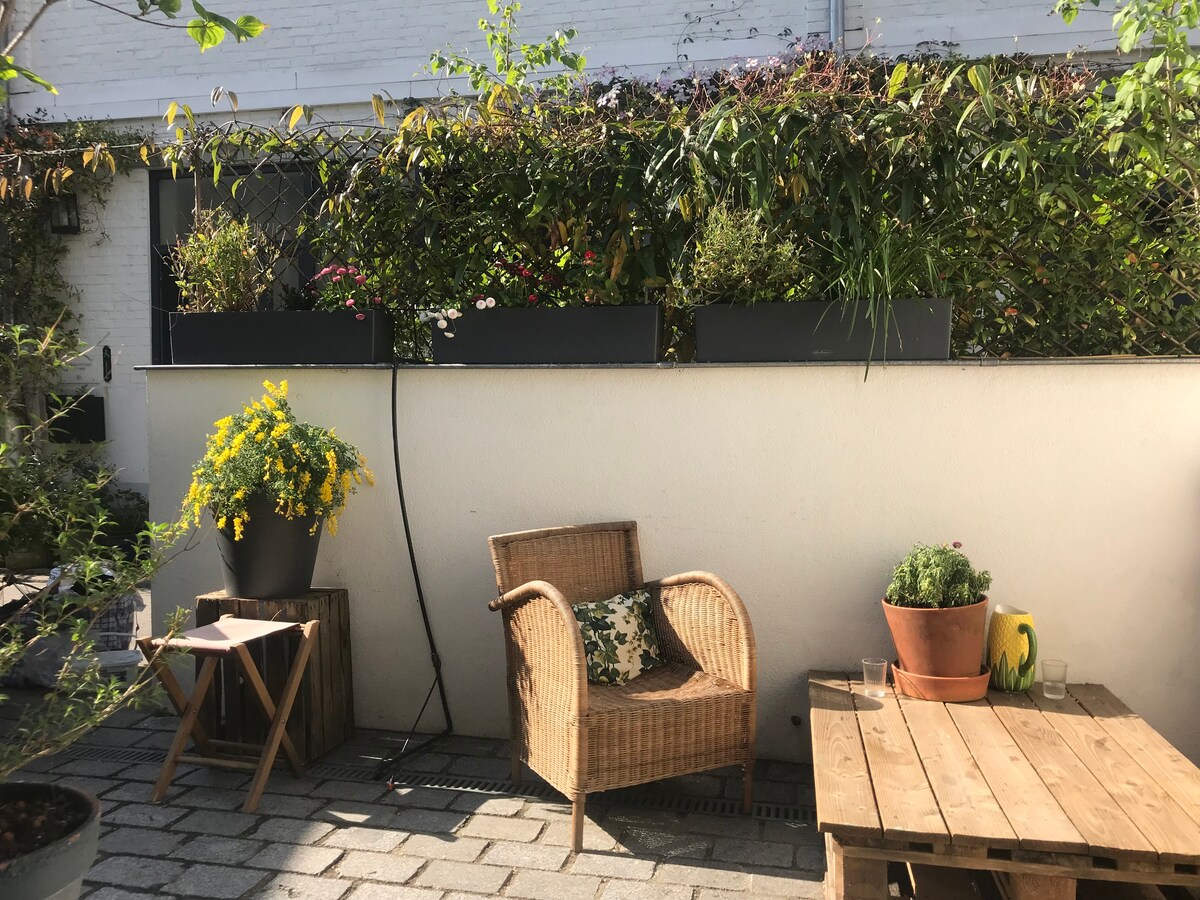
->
[488,521,644,605]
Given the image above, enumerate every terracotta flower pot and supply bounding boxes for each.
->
[882,596,988,678]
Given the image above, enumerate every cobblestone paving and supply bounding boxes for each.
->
[22,711,825,899]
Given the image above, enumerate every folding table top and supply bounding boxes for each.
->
[152,617,300,654]
[808,673,1200,875]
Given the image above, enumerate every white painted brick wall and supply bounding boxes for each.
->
[57,170,152,492]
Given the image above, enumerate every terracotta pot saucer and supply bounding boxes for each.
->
[892,661,991,702]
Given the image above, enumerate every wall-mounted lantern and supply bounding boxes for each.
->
[48,192,81,235]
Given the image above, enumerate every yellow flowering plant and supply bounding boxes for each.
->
[184,380,373,539]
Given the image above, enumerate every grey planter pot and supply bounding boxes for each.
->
[0,782,100,900]
[693,299,953,362]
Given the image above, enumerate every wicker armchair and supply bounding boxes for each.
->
[488,521,756,851]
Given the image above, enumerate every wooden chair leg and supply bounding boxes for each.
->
[235,643,304,776]
[241,622,319,812]
[137,637,212,753]
[570,794,586,853]
[742,761,754,814]
[152,655,218,803]
[825,833,888,900]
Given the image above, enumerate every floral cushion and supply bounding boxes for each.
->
[572,589,666,686]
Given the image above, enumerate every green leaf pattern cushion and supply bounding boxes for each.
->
[573,589,666,686]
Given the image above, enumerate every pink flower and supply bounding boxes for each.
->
[952,541,963,549]
[345,298,355,307]
[331,275,341,283]
[373,296,382,304]
[318,266,332,277]
[355,274,366,285]
[336,267,348,275]
[355,312,365,320]
[347,266,358,275]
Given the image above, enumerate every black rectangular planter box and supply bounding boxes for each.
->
[169,311,393,365]
[693,299,952,363]
[431,304,663,364]
[47,393,106,443]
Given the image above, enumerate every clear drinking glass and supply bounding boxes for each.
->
[1042,659,1068,700]
[862,658,889,698]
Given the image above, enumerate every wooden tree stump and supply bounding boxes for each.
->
[196,588,354,764]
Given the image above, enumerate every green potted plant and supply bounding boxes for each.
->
[882,542,992,701]
[184,379,373,600]
[690,206,953,363]
[168,209,392,365]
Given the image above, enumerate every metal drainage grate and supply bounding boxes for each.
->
[62,744,816,825]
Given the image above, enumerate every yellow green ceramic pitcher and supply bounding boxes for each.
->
[987,605,1038,692]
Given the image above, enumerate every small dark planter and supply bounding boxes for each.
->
[214,494,322,600]
[0,782,100,900]
[431,305,663,364]
[693,299,952,362]
[170,311,393,365]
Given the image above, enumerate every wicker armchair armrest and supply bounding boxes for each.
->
[646,571,756,691]
[489,580,589,718]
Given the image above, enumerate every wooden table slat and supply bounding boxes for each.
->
[946,699,1087,854]
[1069,684,1200,833]
[851,682,949,843]
[1032,687,1200,863]
[809,673,882,838]
[988,691,1156,860]
[897,694,1018,849]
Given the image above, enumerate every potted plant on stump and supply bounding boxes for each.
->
[882,542,992,702]
[183,379,373,600]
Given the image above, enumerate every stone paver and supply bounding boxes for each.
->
[163,863,269,899]
[457,813,542,842]
[506,869,603,900]
[86,888,173,900]
[748,868,825,898]
[172,809,259,836]
[600,881,693,900]
[335,850,425,883]
[387,786,456,810]
[655,860,753,891]
[174,787,249,810]
[712,836,794,868]
[254,793,326,818]
[245,843,343,875]
[414,860,511,894]
[103,802,188,828]
[252,873,353,900]
[392,807,468,835]
[570,851,655,879]
[311,780,389,802]
[322,825,406,852]
[345,886,444,900]
[398,833,487,862]
[250,817,336,845]
[448,794,524,816]
[86,855,186,889]
[480,840,570,871]
[171,835,265,865]
[96,826,187,857]
[318,800,399,827]
[539,820,618,851]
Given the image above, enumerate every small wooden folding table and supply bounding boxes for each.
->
[138,615,319,813]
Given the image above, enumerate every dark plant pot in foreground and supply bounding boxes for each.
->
[694,299,952,362]
[882,596,988,680]
[170,311,393,365]
[431,304,663,364]
[0,782,100,900]
[214,494,322,600]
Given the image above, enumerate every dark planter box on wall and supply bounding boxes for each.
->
[169,311,393,365]
[431,304,663,364]
[694,299,952,363]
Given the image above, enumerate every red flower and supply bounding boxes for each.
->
[355,312,365,320]
[528,293,538,303]
[373,296,382,304]
[1003,307,1018,317]
[583,250,596,260]
[355,274,367,285]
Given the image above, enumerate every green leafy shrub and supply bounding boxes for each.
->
[170,208,280,312]
[687,204,806,305]
[885,543,992,609]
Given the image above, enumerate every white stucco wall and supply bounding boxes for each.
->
[145,361,1200,764]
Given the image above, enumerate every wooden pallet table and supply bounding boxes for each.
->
[809,674,1200,900]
